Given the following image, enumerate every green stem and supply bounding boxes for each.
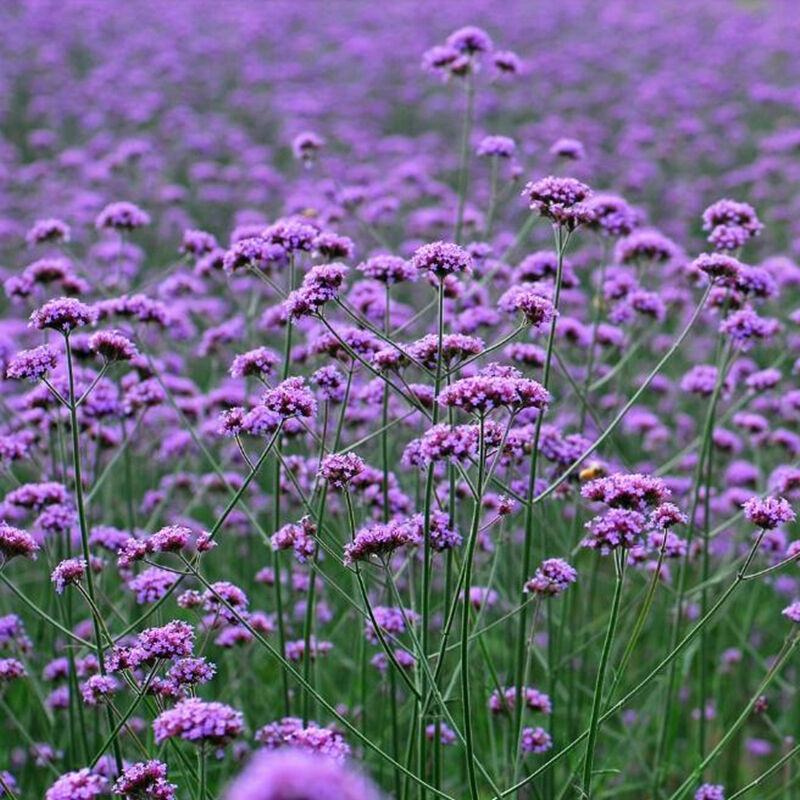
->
[64,332,123,775]
[581,550,626,797]
[454,70,476,244]
[461,415,486,800]
[513,225,568,761]
[668,633,800,800]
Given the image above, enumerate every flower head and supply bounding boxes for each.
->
[5,344,59,381]
[31,297,96,333]
[524,558,577,597]
[46,769,108,800]
[224,749,381,800]
[51,558,87,594]
[153,697,243,746]
[96,201,150,231]
[0,523,39,562]
[522,176,593,229]
[743,496,795,529]
[411,242,472,280]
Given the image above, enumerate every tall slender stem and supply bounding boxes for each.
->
[581,549,626,797]
[64,333,123,774]
[461,414,487,800]
[512,225,567,762]
[454,70,476,244]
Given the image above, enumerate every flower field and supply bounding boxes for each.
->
[2,1,800,798]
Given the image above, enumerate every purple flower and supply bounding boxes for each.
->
[291,131,325,163]
[446,26,493,55]
[284,263,348,319]
[524,558,577,597]
[343,521,419,566]
[357,255,416,284]
[46,769,108,800]
[549,137,585,160]
[0,658,26,683]
[51,558,87,594]
[112,760,176,799]
[521,726,553,754]
[223,237,286,274]
[30,297,96,333]
[0,522,39,562]
[489,686,552,714]
[585,194,640,237]
[438,370,550,416]
[80,675,118,706]
[153,697,243,746]
[133,620,195,664]
[96,201,151,231]
[719,306,778,350]
[314,231,354,260]
[498,286,557,328]
[26,218,70,245]
[477,135,516,158]
[522,176,593,229]
[262,377,317,419]
[271,518,317,563]
[582,473,670,511]
[224,749,381,800]
[128,566,179,604]
[782,601,800,623]
[180,228,218,257]
[168,657,217,688]
[743,496,795,529]
[691,253,743,283]
[694,784,725,800]
[89,330,137,361]
[319,453,366,488]
[614,229,679,265]
[583,509,648,552]
[411,242,473,280]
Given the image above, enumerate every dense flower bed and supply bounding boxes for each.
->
[2,1,800,798]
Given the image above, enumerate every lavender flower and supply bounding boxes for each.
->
[5,344,59,381]
[153,698,243,746]
[524,558,577,597]
[96,202,150,231]
[89,330,138,361]
[522,176,593,229]
[262,377,316,418]
[694,784,725,800]
[411,242,472,280]
[319,452,366,488]
[112,760,176,799]
[520,726,553,754]
[224,749,381,800]
[30,297,96,333]
[46,770,108,800]
[51,558,87,594]
[743,496,795,529]
[0,522,39,562]
[343,521,419,566]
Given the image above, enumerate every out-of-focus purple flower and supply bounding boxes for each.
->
[45,769,108,800]
[96,201,151,231]
[224,749,382,800]
[520,726,553,754]
[524,558,577,597]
